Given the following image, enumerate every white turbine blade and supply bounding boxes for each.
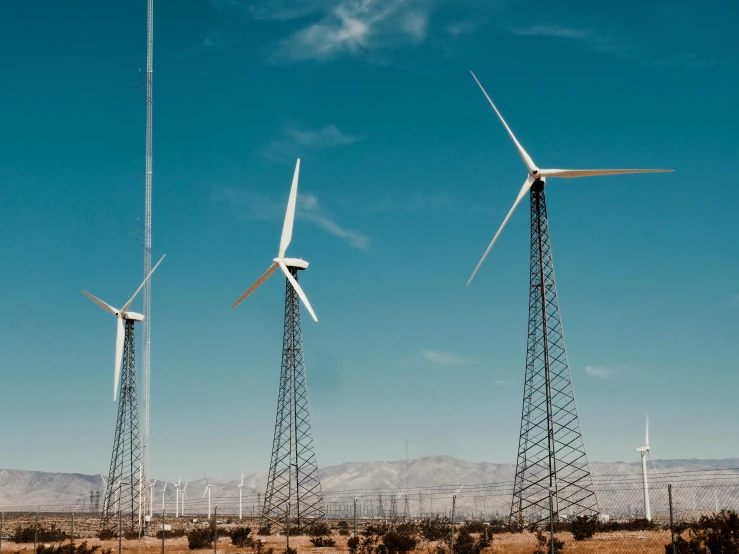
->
[202,488,207,498]
[647,450,661,483]
[539,169,673,179]
[278,159,300,258]
[82,291,118,315]
[121,254,166,314]
[204,473,209,485]
[241,471,244,487]
[467,175,535,286]
[114,316,124,401]
[230,262,279,309]
[646,414,649,447]
[279,262,318,322]
[470,72,536,171]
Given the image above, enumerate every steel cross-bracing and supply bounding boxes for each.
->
[101,320,143,534]
[262,266,325,533]
[510,181,599,525]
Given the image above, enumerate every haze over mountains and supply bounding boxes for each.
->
[1,456,737,507]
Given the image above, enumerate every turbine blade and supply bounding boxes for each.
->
[539,169,673,179]
[114,316,124,401]
[121,254,166,314]
[230,262,279,309]
[467,176,535,286]
[646,414,649,447]
[278,159,300,258]
[82,291,118,315]
[279,262,318,322]
[202,488,207,498]
[470,72,536,171]
[241,471,244,486]
[647,450,661,482]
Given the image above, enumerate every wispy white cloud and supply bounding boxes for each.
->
[509,24,715,70]
[585,365,613,379]
[176,30,224,58]
[210,186,369,250]
[262,124,362,161]
[210,0,326,21]
[421,349,476,366]
[270,0,439,62]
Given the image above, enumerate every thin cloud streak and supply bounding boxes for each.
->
[421,349,476,366]
[585,365,613,379]
[262,124,362,162]
[210,187,369,250]
[509,24,715,70]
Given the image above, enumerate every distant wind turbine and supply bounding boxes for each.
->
[202,474,213,519]
[635,415,658,521]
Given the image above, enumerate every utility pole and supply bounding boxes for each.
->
[450,496,456,554]
[213,506,218,554]
[34,511,39,554]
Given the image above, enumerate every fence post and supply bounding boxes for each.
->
[71,511,74,543]
[214,506,218,554]
[549,489,555,554]
[119,506,122,554]
[1,511,4,554]
[354,498,357,538]
[669,484,676,554]
[450,495,456,554]
[34,511,39,554]
[161,506,165,554]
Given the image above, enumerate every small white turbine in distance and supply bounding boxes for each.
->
[147,478,157,518]
[203,474,213,519]
[466,72,673,285]
[181,481,189,517]
[230,159,318,322]
[175,476,181,517]
[82,255,165,399]
[238,471,244,520]
[636,414,654,521]
[161,481,168,515]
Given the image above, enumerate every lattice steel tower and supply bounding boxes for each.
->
[262,265,325,532]
[229,160,325,534]
[101,319,143,533]
[509,182,598,524]
[465,72,668,526]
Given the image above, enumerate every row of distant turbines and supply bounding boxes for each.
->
[81,71,671,533]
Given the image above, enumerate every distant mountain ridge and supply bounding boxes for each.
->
[2,456,737,508]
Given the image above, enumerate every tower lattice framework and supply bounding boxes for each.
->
[101,320,143,533]
[510,181,599,525]
[262,266,325,532]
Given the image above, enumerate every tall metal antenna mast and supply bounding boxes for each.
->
[142,0,154,514]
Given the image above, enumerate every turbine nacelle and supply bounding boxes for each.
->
[636,446,650,452]
[122,312,144,322]
[274,257,309,271]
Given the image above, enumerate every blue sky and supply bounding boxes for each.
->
[0,0,737,481]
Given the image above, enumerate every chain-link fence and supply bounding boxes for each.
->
[2,468,738,553]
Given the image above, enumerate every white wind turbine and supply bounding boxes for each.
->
[230,158,318,322]
[161,481,168,515]
[147,478,157,519]
[237,471,244,520]
[181,481,189,517]
[202,474,213,519]
[82,255,166,399]
[636,414,658,521]
[466,72,673,285]
[175,476,181,517]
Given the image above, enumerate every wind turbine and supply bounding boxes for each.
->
[147,479,157,519]
[181,481,189,517]
[237,471,244,520]
[202,475,213,519]
[161,482,168,515]
[466,72,673,285]
[82,255,165,400]
[636,415,658,521]
[230,158,317,321]
[230,158,326,531]
[175,477,181,517]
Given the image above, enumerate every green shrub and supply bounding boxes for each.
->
[570,515,598,541]
[13,525,67,543]
[256,526,271,536]
[420,519,451,542]
[533,530,564,554]
[96,529,115,541]
[665,510,739,554]
[230,527,253,548]
[347,536,360,554]
[187,527,213,550]
[458,521,487,534]
[309,536,336,547]
[250,539,274,554]
[308,521,332,537]
[382,528,418,554]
